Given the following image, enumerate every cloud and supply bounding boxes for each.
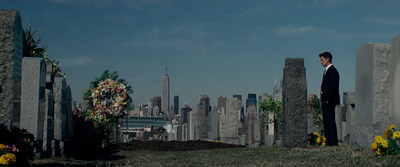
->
[365,17,400,26]
[50,0,108,8]
[59,56,102,67]
[311,0,349,7]
[121,25,223,56]
[275,25,319,36]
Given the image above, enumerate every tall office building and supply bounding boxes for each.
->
[246,93,257,112]
[174,95,179,115]
[197,95,210,116]
[162,66,170,114]
[218,96,227,112]
[153,96,161,116]
[233,94,244,122]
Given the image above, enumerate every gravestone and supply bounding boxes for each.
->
[53,77,67,156]
[335,105,345,142]
[20,57,46,152]
[0,9,23,129]
[45,61,53,89]
[247,117,262,147]
[43,89,54,153]
[65,86,73,154]
[281,58,308,147]
[266,112,276,146]
[344,92,355,143]
[352,42,392,150]
[209,111,220,140]
[194,109,208,140]
[221,98,240,144]
[390,35,400,124]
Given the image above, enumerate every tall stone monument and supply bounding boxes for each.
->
[0,9,23,129]
[281,58,308,147]
[220,98,240,144]
[20,57,46,152]
[352,42,392,150]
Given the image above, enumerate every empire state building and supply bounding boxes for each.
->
[162,66,170,114]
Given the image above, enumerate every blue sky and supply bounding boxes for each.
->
[3,0,400,108]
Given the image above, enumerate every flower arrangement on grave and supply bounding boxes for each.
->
[0,143,18,166]
[371,124,400,156]
[86,78,131,129]
[259,95,282,135]
[0,125,36,166]
[309,132,326,147]
[73,70,133,153]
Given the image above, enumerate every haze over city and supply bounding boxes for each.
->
[3,0,400,107]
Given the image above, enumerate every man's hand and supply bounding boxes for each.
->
[326,101,329,104]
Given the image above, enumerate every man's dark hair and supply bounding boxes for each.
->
[319,52,332,63]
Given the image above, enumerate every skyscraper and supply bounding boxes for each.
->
[162,66,170,114]
[197,95,210,116]
[174,95,179,115]
[218,96,227,112]
[246,93,257,112]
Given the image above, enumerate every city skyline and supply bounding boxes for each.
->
[3,1,400,107]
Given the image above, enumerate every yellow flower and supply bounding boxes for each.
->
[0,144,6,152]
[382,140,389,148]
[371,142,378,152]
[0,153,16,165]
[322,142,326,147]
[390,124,396,130]
[377,149,383,156]
[384,129,391,138]
[393,131,400,140]
[313,132,320,136]
[375,135,384,144]
[317,138,321,143]
[322,136,327,142]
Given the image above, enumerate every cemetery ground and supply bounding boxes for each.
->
[31,141,400,166]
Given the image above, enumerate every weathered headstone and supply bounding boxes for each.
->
[221,98,240,144]
[194,109,208,140]
[43,89,54,153]
[390,35,400,123]
[335,105,345,142]
[344,92,355,143]
[53,77,67,156]
[266,112,276,146]
[352,42,393,150]
[20,57,46,152]
[45,61,53,89]
[281,58,308,147]
[209,111,220,140]
[0,9,23,129]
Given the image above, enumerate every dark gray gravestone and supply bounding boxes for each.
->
[0,9,23,129]
[45,61,54,89]
[20,57,46,152]
[282,58,308,147]
[209,111,220,140]
[43,89,54,153]
[53,77,67,156]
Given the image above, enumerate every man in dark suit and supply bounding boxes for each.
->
[319,52,339,146]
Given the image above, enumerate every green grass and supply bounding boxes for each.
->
[31,144,400,167]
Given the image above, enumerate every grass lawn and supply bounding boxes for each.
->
[31,143,400,167]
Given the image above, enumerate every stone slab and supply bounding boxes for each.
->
[281,58,308,148]
[20,57,46,151]
[0,9,23,129]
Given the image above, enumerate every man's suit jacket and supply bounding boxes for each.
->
[320,65,340,106]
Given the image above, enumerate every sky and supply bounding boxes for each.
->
[3,0,400,108]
